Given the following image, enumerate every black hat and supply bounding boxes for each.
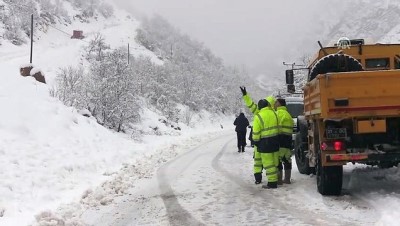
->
[276,98,286,106]
[258,99,268,110]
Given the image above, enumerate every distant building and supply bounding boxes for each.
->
[71,30,84,39]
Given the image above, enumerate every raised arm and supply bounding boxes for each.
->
[240,86,259,115]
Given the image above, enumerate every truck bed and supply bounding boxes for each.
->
[304,70,400,119]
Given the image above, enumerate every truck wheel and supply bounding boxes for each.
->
[297,116,307,141]
[308,54,363,81]
[316,152,343,196]
[294,133,311,175]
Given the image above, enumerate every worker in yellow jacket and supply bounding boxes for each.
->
[240,86,279,187]
[275,98,294,184]
[252,98,280,188]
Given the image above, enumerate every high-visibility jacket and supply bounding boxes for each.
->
[243,94,259,115]
[276,106,294,149]
[243,94,276,115]
[266,96,276,109]
[252,107,280,153]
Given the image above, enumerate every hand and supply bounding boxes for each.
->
[240,86,247,96]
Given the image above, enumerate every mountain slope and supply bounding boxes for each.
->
[0,2,232,225]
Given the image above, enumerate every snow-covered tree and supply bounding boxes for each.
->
[86,48,141,131]
[54,66,85,107]
[56,14,261,130]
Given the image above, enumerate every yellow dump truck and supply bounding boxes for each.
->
[286,39,400,195]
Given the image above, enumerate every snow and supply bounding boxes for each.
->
[0,3,230,225]
[30,67,43,75]
[61,134,400,226]
[1,1,400,226]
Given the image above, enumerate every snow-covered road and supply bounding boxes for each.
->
[69,133,400,226]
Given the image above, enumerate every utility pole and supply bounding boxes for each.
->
[30,14,33,64]
[170,43,173,59]
[128,43,130,64]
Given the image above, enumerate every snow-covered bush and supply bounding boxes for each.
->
[54,66,85,107]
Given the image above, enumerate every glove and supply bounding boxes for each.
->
[254,141,260,147]
[240,86,247,96]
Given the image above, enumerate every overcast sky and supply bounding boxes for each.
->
[113,0,332,78]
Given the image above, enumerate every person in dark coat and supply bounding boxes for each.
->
[234,113,249,152]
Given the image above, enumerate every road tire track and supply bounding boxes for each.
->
[211,139,360,226]
[156,135,230,226]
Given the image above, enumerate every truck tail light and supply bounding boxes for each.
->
[321,142,328,151]
[320,141,345,151]
[334,141,344,151]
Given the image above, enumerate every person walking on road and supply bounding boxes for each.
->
[252,98,280,189]
[234,112,249,153]
[275,98,294,184]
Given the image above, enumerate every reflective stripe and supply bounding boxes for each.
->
[260,126,280,132]
[271,109,279,130]
[265,169,278,175]
[257,111,279,135]
[260,134,279,139]
[276,107,294,135]
[256,114,264,128]
[248,102,255,109]
[244,94,259,115]
[254,109,279,143]
[264,165,276,170]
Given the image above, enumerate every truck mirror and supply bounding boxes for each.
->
[287,84,295,93]
[286,69,294,85]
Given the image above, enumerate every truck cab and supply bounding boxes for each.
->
[281,96,304,148]
[284,96,304,132]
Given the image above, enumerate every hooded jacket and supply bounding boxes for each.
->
[234,113,249,132]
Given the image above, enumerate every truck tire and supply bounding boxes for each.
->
[316,149,343,196]
[297,116,307,141]
[294,133,311,175]
[308,54,363,81]
[295,116,311,174]
[314,123,343,196]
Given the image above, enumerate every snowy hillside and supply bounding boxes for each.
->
[316,0,400,44]
[0,1,233,225]
[3,0,400,225]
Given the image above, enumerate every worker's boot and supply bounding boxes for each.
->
[283,170,291,184]
[262,181,278,189]
[241,146,245,152]
[277,170,283,185]
[238,147,241,152]
[254,173,262,184]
